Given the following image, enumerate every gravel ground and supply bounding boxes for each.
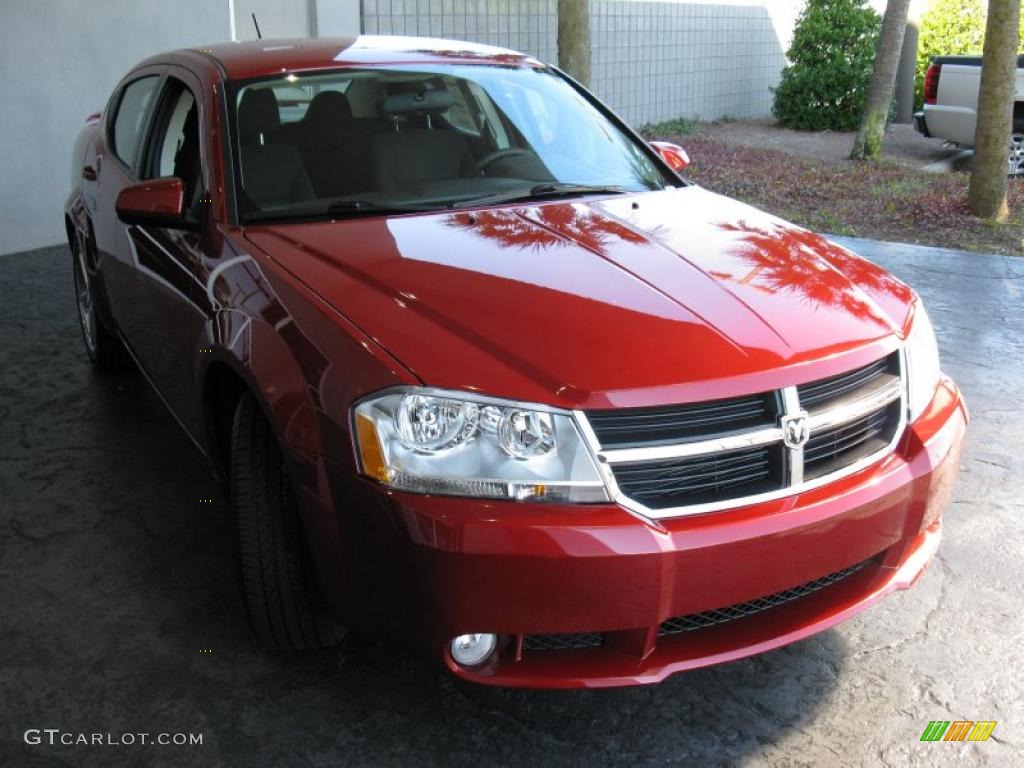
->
[689,119,964,171]
[1,240,1022,767]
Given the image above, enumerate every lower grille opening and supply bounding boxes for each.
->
[658,557,874,636]
[520,556,877,652]
[522,632,604,651]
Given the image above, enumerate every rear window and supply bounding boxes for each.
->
[111,76,160,167]
[261,81,351,124]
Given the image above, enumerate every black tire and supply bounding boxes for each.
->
[231,392,340,650]
[71,231,131,373]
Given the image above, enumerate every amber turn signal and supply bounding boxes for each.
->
[355,412,389,482]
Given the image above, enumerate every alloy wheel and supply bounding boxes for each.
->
[1009,134,1024,177]
[73,238,98,358]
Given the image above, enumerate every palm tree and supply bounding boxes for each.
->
[968,0,1022,220]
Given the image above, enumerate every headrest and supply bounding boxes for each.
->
[304,90,354,129]
[238,88,281,144]
[381,89,455,116]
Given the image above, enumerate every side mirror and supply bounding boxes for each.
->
[115,178,188,228]
[649,141,690,172]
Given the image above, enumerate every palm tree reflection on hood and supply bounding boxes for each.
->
[443,203,649,256]
[712,220,911,322]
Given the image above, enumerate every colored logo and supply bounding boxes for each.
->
[920,721,997,742]
[781,412,810,449]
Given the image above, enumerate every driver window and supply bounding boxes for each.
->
[466,81,510,150]
[148,80,202,207]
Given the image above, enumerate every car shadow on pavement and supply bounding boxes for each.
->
[1,247,843,767]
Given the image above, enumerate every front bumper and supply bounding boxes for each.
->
[324,377,966,688]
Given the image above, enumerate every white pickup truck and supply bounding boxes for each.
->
[914,55,1024,175]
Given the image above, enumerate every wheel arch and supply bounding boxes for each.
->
[201,358,250,482]
[197,318,327,485]
[64,213,76,250]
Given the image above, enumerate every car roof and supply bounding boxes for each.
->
[175,35,541,80]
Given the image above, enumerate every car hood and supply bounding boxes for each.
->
[244,186,914,409]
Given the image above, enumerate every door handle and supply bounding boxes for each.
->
[82,165,97,181]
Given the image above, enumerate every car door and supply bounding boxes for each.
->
[116,68,211,439]
[93,67,165,328]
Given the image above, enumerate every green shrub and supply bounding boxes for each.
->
[639,117,695,138]
[772,0,881,131]
[915,0,1024,110]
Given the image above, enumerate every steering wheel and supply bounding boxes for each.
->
[467,148,537,178]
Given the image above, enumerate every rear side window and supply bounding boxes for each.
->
[111,76,160,166]
[250,81,351,124]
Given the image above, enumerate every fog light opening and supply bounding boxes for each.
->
[450,633,497,666]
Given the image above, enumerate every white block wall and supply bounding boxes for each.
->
[362,0,559,64]
[360,0,793,127]
[591,1,789,125]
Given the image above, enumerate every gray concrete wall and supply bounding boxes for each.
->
[0,1,231,255]
[312,0,363,37]
[232,0,310,41]
[231,0,362,40]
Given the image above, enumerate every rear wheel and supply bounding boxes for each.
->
[231,392,340,650]
[71,232,130,372]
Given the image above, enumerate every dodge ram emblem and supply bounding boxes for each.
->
[781,413,810,449]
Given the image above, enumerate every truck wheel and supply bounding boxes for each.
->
[72,232,131,372]
[1009,134,1024,176]
[231,392,341,650]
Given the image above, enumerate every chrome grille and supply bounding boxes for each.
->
[613,446,782,507]
[798,356,893,409]
[587,393,774,448]
[580,351,905,518]
[804,404,899,480]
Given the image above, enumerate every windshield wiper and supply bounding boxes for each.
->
[324,200,434,216]
[244,200,433,223]
[451,183,632,209]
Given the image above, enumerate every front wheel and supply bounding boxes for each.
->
[231,392,341,650]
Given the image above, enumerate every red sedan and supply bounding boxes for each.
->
[64,36,966,688]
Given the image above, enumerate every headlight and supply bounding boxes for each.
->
[353,389,610,502]
[905,301,942,422]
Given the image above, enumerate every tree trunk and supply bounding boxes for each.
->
[968,0,1022,221]
[558,0,590,88]
[851,0,913,160]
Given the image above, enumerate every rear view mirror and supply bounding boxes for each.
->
[115,178,188,228]
[649,141,690,172]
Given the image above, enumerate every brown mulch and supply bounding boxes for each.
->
[687,120,963,171]
[656,129,1024,256]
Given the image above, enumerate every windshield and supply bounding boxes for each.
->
[231,64,677,221]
